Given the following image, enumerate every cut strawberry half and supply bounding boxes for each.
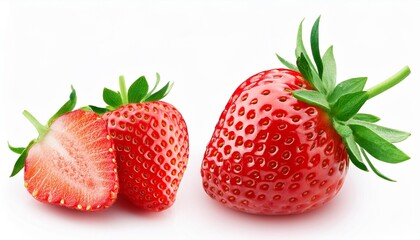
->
[9,87,119,211]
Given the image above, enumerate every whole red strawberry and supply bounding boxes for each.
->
[9,87,119,211]
[90,74,189,212]
[201,17,411,215]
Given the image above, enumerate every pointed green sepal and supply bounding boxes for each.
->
[88,105,110,114]
[333,120,352,138]
[149,73,161,94]
[310,16,323,77]
[331,91,368,121]
[8,142,25,154]
[128,76,149,103]
[351,124,410,163]
[352,113,380,123]
[276,53,298,71]
[328,77,367,104]
[296,54,325,94]
[292,90,330,111]
[145,82,173,102]
[295,19,308,58]
[321,46,336,94]
[48,86,77,125]
[361,149,396,182]
[349,120,410,143]
[295,19,316,72]
[344,135,369,171]
[10,141,35,177]
[103,88,122,108]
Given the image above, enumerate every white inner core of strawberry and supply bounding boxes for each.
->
[24,112,115,207]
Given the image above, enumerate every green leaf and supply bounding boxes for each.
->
[295,19,308,58]
[361,149,396,182]
[328,77,367,104]
[145,82,173,102]
[333,120,352,138]
[309,63,325,94]
[310,16,323,77]
[48,86,77,125]
[10,140,35,177]
[296,54,312,82]
[8,142,25,154]
[352,113,380,123]
[128,76,149,103]
[349,120,410,143]
[296,54,325,94]
[103,88,122,108]
[344,135,369,171]
[295,20,318,73]
[292,90,330,110]
[331,91,368,121]
[294,19,326,95]
[276,53,298,71]
[351,124,410,163]
[88,105,109,114]
[321,46,336,94]
[150,73,161,93]
[143,73,161,100]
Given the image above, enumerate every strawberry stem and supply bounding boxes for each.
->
[119,75,128,105]
[366,66,411,99]
[23,110,48,138]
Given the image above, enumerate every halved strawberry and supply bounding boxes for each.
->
[9,87,119,211]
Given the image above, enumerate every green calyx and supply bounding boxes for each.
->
[89,73,173,114]
[277,16,411,181]
[8,86,77,177]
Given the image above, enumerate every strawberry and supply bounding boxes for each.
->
[9,87,119,211]
[90,74,189,212]
[201,17,411,215]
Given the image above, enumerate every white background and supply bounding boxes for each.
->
[1,0,419,239]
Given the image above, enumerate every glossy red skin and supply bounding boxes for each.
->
[104,101,189,212]
[201,69,349,215]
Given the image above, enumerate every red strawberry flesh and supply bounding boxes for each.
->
[24,110,119,211]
